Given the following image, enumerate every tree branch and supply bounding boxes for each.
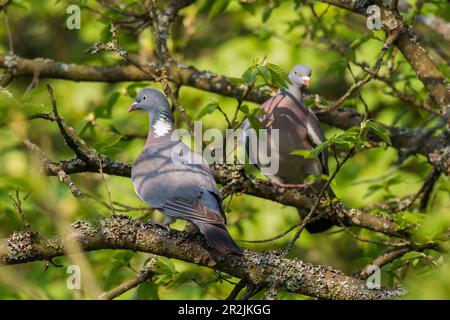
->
[98,260,156,300]
[319,0,450,114]
[34,153,405,238]
[4,53,447,163]
[0,215,405,300]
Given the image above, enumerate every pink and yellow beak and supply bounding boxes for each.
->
[302,76,311,88]
[128,102,138,113]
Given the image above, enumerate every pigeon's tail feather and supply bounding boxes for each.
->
[297,208,334,234]
[197,223,243,255]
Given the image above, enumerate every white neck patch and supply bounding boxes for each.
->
[153,118,172,137]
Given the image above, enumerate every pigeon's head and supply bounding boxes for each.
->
[288,64,312,88]
[128,88,170,114]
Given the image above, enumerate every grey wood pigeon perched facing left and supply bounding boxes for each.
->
[129,88,242,255]
[243,64,334,233]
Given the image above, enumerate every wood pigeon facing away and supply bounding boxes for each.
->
[243,64,334,233]
[129,88,242,255]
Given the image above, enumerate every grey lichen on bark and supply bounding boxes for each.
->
[0,215,405,300]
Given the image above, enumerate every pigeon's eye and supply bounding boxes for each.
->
[142,95,147,101]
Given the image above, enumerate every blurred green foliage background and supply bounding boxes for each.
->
[0,0,449,299]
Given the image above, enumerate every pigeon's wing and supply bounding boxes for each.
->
[176,143,227,220]
[177,142,223,201]
[242,94,284,168]
[306,111,329,175]
[132,140,226,218]
[161,196,242,254]
[161,197,224,224]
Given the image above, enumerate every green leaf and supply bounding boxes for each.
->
[103,92,120,119]
[10,0,30,10]
[136,280,159,300]
[240,2,256,14]
[95,134,123,153]
[331,127,362,151]
[257,66,272,84]
[167,274,190,289]
[241,67,258,85]
[364,184,383,197]
[100,24,112,42]
[126,83,148,97]
[394,211,426,229]
[262,6,273,22]
[401,251,426,261]
[196,101,219,119]
[208,0,229,20]
[365,120,392,145]
[304,174,321,183]
[239,104,249,114]
[326,58,348,77]
[266,63,291,87]
[155,258,175,277]
[349,34,372,50]
[291,150,314,158]
[247,114,263,131]
[104,264,126,289]
[0,89,21,110]
[113,251,134,263]
[291,140,331,159]
[228,77,246,85]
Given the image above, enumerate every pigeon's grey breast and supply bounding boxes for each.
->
[131,139,220,210]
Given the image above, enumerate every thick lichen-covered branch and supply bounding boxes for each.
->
[2,53,447,163]
[0,215,405,300]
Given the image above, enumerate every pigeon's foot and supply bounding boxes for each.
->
[272,181,314,189]
[144,219,171,231]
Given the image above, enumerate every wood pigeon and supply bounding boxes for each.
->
[129,88,242,255]
[243,64,334,233]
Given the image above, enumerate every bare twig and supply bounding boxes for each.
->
[0,69,13,87]
[28,113,56,122]
[355,243,438,279]
[149,3,195,134]
[230,85,251,129]
[23,70,40,96]
[97,157,116,215]
[0,0,11,10]
[98,259,157,300]
[3,8,13,53]
[417,15,450,41]
[240,284,261,300]
[285,147,356,254]
[418,167,441,211]
[47,84,93,161]
[336,217,408,248]
[238,213,327,244]
[85,193,150,213]
[329,32,399,109]
[23,139,84,199]
[355,247,410,279]
[226,279,246,300]
[319,0,450,113]
[8,189,30,228]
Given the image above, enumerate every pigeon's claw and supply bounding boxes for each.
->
[272,181,314,189]
[145,219,172,231]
